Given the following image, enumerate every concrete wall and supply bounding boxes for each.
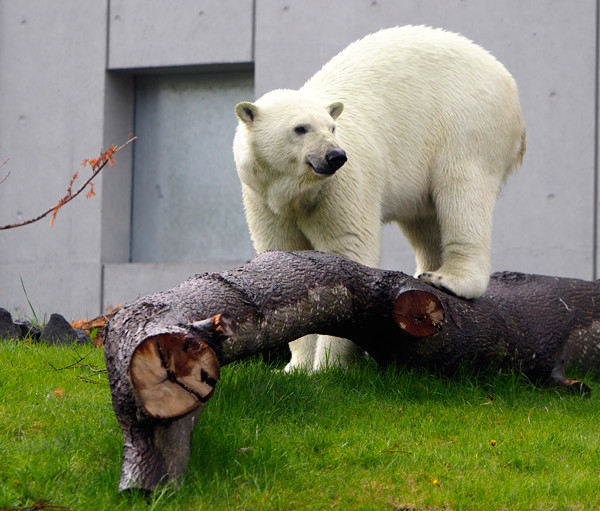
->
[129,71,254,263]
[0,1,109,320]
[0,0,598,321]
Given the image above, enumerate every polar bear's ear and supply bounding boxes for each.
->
[327,102,344,120]
[236,102,259,126]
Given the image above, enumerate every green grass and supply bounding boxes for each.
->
[1,341,599,510]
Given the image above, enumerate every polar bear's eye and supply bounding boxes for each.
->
[331,125,336,133]
[294,125,309,135]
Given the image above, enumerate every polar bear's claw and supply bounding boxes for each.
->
[418,272,457,296]
[417,272,484,300]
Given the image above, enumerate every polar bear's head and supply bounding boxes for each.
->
[234,89,346,181]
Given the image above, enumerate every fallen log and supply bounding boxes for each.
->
[103,250,600,491]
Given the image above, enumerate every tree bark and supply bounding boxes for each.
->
[103,250,600,491]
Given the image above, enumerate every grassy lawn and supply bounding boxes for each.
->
[0,340,598,510]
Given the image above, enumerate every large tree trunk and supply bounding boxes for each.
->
[103,250,600,491]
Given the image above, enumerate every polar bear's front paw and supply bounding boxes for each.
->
[417,271,487,300]
[417,272,457,296]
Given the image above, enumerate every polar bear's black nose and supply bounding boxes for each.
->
[326,148,347,172]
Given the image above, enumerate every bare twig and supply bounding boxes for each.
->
[0,136,136,230]
[383,442,412,454]
[81,364,107,374]
[46,349,106,375]
[79,376,101,384]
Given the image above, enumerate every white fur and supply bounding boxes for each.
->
[233,26,525,372]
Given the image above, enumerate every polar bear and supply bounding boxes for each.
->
[233,25,525,372]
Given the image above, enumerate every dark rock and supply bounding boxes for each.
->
[75,328,91,345]
[0,308,23,341]
[14,320,42,340]
[40,313,77,345]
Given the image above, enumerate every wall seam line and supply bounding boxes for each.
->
[594,0,599,279]
[128,76,138,264]
[106,0,111,70]
[252,0,256,62]
[101,0,110,315]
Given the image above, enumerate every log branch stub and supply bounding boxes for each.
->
[394,289,445,337]
[182,312,238,344]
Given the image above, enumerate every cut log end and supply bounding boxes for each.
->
[393,289,445,337]
[129,332,220,420]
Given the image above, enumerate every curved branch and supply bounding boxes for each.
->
[0,137,136,230]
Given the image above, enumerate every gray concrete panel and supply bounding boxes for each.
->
[108,0,254,70]
[254,0,598,279]
[0,1,109,319]
[491,3,597,280]
[0,261,101,322]
[130,72,254,263]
